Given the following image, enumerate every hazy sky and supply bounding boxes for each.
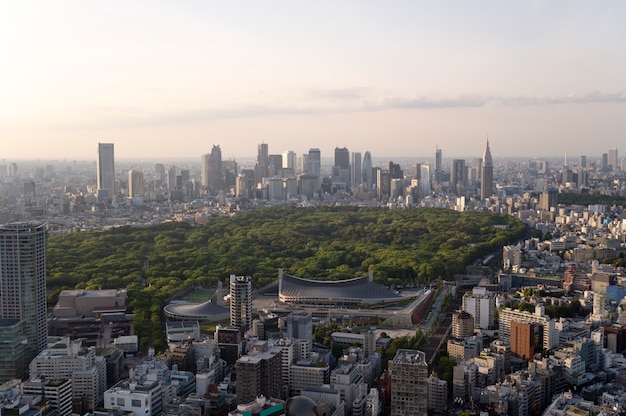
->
[1,1,625,160]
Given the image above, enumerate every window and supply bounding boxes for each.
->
[132,399,142,408]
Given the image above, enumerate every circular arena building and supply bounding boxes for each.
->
[278,268,404,306]
[163,300,229,322]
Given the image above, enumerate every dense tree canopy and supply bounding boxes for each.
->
[46,206,527,350]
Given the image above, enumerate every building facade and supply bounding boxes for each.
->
[0,222,48,377]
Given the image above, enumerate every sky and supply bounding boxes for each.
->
[1,1,625,160]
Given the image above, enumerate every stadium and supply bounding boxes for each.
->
[277,268,404,306]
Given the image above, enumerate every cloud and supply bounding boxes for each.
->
[499,91,626,106]
[49,90,626,130]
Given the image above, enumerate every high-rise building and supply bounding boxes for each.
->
[451,159,466,196]
[608,147,618,171]
[0,222,48,378]
[201,145,223,192]
[579,155,587,169]
[230,275,252,333]
[97,143,115,199]
[480,140,494,200]
[601,153,609,171]
[362,151,373,189]
[255,143,270,184]
[307,148,321,177]
[389,349,428,416]
[128,170,144,197]
[435,147,443,183]
[334,147,350,169]
[351,152,362,186]
[236,344,282,404]
[282,150,297,170]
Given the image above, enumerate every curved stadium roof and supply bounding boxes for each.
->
[278,270,403,305]
[163,300,229,322]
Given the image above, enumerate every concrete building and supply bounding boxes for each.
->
[462,287,495,330]
[499,305,559,351]
[235,343,282,404]
[230,275,252,333]
[0,222,48,382]
[97,143,115,198]
[427,374,448,414]
[480,140,493,200]
[22,378,73,416]
[452,310,475,338]
[389,349,428,416]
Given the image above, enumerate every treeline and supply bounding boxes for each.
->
[47,206,527,350]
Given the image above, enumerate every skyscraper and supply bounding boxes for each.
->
[608,147,618,171]
[255,143,270,184]
[201,145,223,192]
[480,140,494,200]
[351,152,362,186]
[128,170,144,197]
[451,159,466,196]
[307,148,321,177]
[97,143,115,199]
[0,222,48,380]
[362,151,373,189]
[435,147,443,183]
[230,275,252,333]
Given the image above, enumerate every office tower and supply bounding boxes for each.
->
[351,152,362,186]
[128,170,144,197]
[268,154,283,176]
[427,374,448,414]
[435,147,443,183]
[0,222,48,378]
[579,155,587,169]
[24,181,36,204]
[470,158,482,182]
[419,164,431,197]
[389,349,428,416]
[451,159,466,196]
[255,143,270,183]
[97,143,115,198]
[6,163,17,177]
[362,151,373,189]
[609,148,618,171]
[282,150,297,170]
[412,163,422,181]
[201,145,223,192]
[230,275,252,332]
[480,140,494,200]
[332,147,351,188]
[334,147,350,169]
[539,189,558,212]
[167,166,177,190]
[154,163,165,186]
[223,160,238,190]
[601,153,609,171]
[376,169,390,200]
[285,312,313,345]
[306,148,320,176]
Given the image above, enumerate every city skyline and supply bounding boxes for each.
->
[1,2,625,159]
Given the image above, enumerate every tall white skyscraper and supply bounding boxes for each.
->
[0,222,48,381]
[97,143,115,198]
